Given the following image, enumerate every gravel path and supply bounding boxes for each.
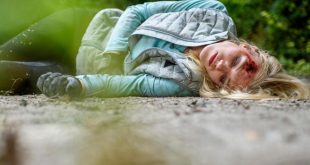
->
[0,95,310,165]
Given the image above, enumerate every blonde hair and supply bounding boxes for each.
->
[186,41,310,100]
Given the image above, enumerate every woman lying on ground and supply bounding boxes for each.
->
[1,0,310,99]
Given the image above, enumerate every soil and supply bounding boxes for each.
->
[0,95,310,165]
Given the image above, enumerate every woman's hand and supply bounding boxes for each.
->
[37,72,82,98]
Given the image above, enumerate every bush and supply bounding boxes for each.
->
[0,0,309,75]
[220,0,310,75]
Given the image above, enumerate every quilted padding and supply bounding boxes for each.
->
[131,8,237,47]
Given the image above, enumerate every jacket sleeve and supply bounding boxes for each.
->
[76,74,195,97]
[104,0,227,53]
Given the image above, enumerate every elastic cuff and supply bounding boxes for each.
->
[76,75,91,97]
[76,77,87,97]
[75,75,106,97]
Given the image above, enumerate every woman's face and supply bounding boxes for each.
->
[198,41,261,90]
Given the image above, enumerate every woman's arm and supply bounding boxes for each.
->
[76,74,194,97]
[37,73,194,98]
[105,0,228,53]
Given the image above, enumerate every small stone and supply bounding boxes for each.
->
[173,110,181,116]
[20,99,28,106]
[191,100,197,105]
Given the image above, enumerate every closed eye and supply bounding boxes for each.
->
[231,56,241,68]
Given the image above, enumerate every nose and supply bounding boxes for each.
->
[216,60,229,72]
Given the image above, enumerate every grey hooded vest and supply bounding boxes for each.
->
[125,8,237,94]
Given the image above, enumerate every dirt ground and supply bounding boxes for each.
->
[0,95,310,165]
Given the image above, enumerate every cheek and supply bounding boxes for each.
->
[206,69,220,85]
[241,69,255,82]
[231,69,254,88]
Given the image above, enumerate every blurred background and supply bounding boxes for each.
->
[0,0,309,75]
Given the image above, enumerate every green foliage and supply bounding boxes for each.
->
[280,58,310,76]
[0,0,153,44]
[0,0,309,75]
[220,0,310,75]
